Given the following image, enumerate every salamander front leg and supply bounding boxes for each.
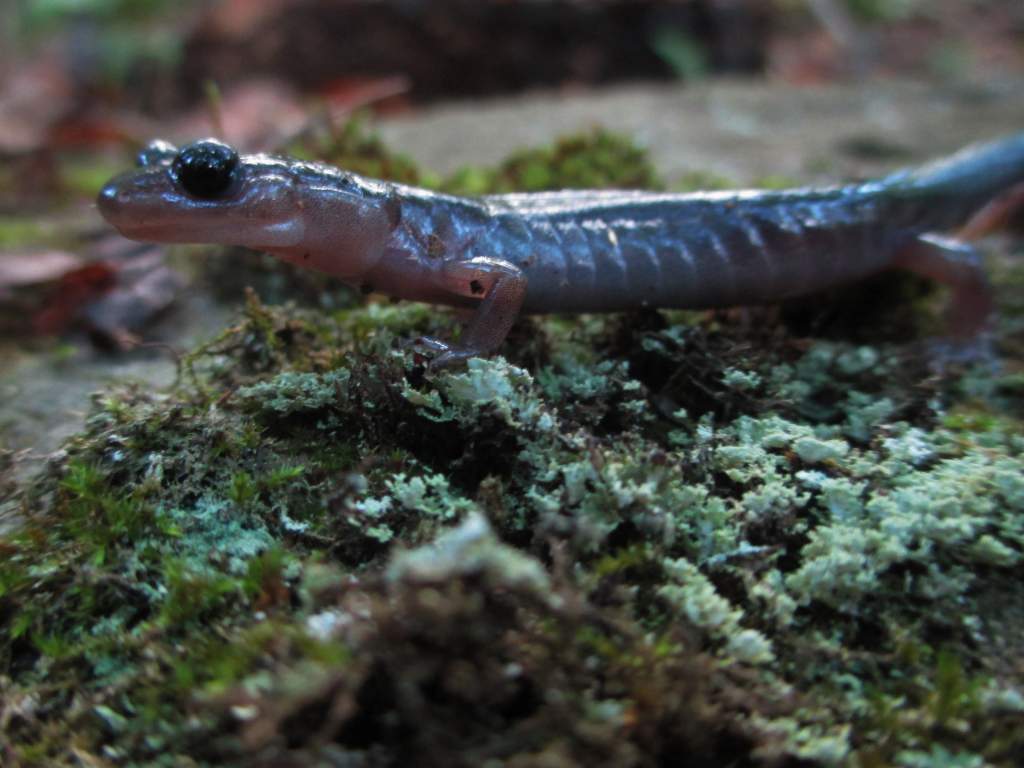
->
[421,257,527,369]
[892,233,994,365]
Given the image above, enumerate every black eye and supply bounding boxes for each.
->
[171,139,239,199]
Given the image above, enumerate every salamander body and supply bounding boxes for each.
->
[98,133,1024,366]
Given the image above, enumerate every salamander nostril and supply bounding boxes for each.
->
[170,139,239,200]
[97,181,120,215]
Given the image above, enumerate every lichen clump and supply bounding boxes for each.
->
[2,124,1024,767]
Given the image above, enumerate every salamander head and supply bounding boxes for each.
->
[98,138,394,278]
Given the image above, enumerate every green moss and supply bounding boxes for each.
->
[0,217,53,248]
[297,111,433,187]
[444,128,663,194]
[672,169,736,191]
[291,115,661,197]
[157,557,239,627]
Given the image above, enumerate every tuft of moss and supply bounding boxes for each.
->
[443,127,663,194]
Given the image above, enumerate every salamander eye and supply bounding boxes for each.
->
[170,139,240,199]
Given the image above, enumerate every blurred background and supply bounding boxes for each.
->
[1,0,1023,452]
[3,0,1022,205]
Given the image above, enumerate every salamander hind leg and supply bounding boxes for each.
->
[892,233,994,367]
[420,257,527,370]
[956,182,1024,240]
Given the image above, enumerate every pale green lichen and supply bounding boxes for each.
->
[749,569,798,628]
[348,495,396,542]
[349,471,478,543]
[834,345,880,376]
[979,684,1024,713]
[725,628,776,665]
[722,367,763,392]
[753,716,851,766]
[660,557,775,664]
[786,426,1024,609]
[793,435,850,464]
[163,496,276,575]
[236,369,352,415]
[385,512,554,601]
[406,357,558,431]
[387,472,474,520]
[842,391,896,442]
[896,746,985,768]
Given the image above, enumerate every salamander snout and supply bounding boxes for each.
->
[97,174,138,223]
[97,140,305,249]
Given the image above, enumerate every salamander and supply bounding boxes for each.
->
[98,133,1024,367]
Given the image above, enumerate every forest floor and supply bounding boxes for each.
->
[2,77,1024,767]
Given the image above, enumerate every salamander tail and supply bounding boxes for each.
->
[893,132,1024,204]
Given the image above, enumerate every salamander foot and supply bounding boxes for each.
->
[424,257,528,370]
[407,335,480,370]
[428,346,485,370]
